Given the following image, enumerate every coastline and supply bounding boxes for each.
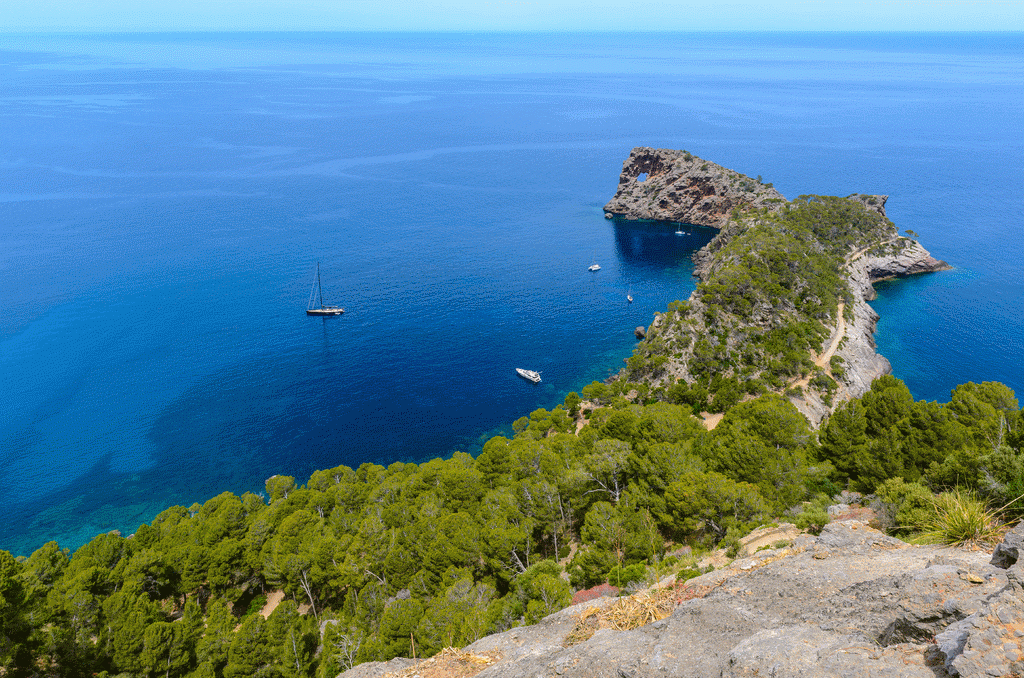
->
[603,148,951,426]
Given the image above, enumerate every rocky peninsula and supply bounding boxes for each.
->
[335,151,983,678]
[604,147,950,426]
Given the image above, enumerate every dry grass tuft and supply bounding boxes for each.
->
[604,588,674,631]
[388,647,500,678]
[563,579,721,646]
[563,607,601,647]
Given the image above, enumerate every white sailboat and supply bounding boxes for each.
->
[306,262,345,316]
[588,253,600,271]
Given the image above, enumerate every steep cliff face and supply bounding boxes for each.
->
[606,149,950,427]
[603,147,786,228]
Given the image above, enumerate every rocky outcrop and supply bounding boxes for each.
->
[603,148,785,228]
[935,522,1024,676]
[991,522,1024,569]
[606,149,950,427]
[345,521,1022,678]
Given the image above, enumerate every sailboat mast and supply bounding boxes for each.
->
[308,268,318,310]
[317,262,325,310]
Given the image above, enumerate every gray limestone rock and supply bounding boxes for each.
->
[723,625,936,678]
[343,522,1010,678]
[936,568,1024,676]
[603,148,785,228]
[338,657,417,678]
[991,521,1024,568]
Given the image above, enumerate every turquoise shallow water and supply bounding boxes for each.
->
[1,32,1022,555]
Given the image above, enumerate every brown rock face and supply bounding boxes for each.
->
[603,147,785,228]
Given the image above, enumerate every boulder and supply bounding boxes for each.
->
[990,521,1024,568]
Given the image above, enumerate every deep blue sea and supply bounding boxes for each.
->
[1,32,1022,556]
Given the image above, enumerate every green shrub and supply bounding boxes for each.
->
[243,594,267,618]
[674,567,701,584]
[567,548,615,589]
[721,526,745,558]
[794,507,829,535]
[874,477,934,536]
[607,563,647,589]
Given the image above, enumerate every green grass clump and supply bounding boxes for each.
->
[920,489,1003,547]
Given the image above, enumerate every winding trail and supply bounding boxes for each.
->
[791,301,846,390]
[815,301,847,369]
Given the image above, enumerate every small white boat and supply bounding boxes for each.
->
[588,263,600,272]
[627,286,633,303]
[675,227,684,235]
[516,368,541,383]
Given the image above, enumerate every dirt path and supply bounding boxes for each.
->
[260,590,285,619]
[815,301,846,369]
[701,412,725,431]
[791,301,845,390]
[847,244,873,262]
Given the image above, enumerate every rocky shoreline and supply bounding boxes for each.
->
[604,148,950,426]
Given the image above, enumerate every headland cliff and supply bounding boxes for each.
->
[603,147,950,426]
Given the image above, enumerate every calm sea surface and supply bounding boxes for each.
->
[1,32,1022,555]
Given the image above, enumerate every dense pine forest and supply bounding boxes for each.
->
[1,372,1020,676]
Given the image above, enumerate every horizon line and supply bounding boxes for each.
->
[4,28,1024,34]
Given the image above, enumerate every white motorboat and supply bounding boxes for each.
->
[516,368,541,383]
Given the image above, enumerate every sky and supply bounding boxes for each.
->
[2,0,1023,32]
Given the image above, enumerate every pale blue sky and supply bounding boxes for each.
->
[2,0,1022,32]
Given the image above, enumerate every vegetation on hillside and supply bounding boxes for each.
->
[0,374,1021,677]
[623,194,915,411]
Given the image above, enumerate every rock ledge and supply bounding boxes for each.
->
[346,522,1023,678]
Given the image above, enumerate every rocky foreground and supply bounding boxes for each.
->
[345,521,1024,678]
